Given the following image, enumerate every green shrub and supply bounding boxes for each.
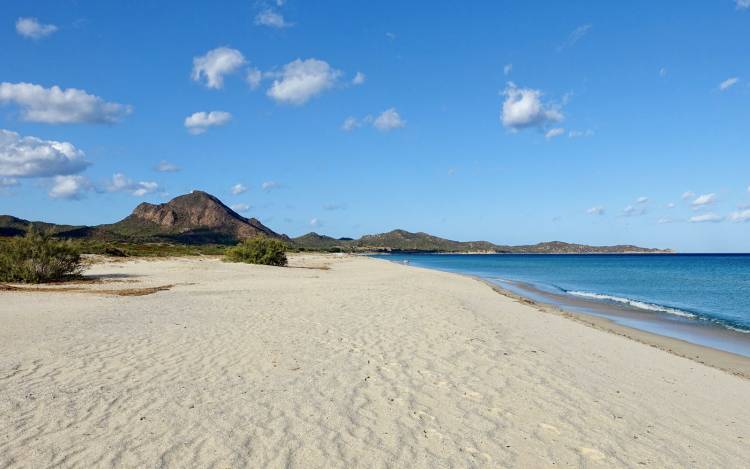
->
[224,237,288,266]
[0,229,85,283]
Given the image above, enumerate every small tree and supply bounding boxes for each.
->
[224,237,288,267]
[0,229,85,283]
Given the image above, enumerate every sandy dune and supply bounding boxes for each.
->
[1,254,748,468]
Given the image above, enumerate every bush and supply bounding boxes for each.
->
[0,229,85,283]
[224,237,288,267]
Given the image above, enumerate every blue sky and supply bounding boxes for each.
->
[1,1,749,252]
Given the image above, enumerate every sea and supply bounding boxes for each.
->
[374,253,750,357]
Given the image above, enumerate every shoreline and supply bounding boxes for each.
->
[3,254,750,467]
[480,278,750,379]
[373,258,750,379]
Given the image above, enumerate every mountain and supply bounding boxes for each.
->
[1,192,670,252]
[292,229,671,254]
[100,191,282,244]
[0,191,282,245]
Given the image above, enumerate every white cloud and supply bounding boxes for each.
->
[352,72,366,86]
[154,160,180,172]
[659,67,668,78]
[373,108,406,131]
[0,177,18,188]
[107,173,159,196]
[0,129,89,177]
[666,202,676,208]
[184,111,231,134]
[503,64,513,76]
[719,77,739,91]
[309,217,321,227]
[341,116,360,132]
[728,209,750,222]
[191,47,246,89]
[689,213,723,223]
[738,0,750,9]
[0,82,132,124]
[545,127,565,139]
[49,175,91,199]
[255,9,292,28]
[501,82,563,131]
[586,206,605,216]
[261,180,280,191]
[636,196,649,204]
[246,68,263,90]
[16,17,58,39]
[657,217,675,224]
[558,24,592,51]
[568,129,594,138]
[691,193,716,209]
[681,191,695,200]
[231,203,251,213]
[267,59,341,105]
[623,205,646,217]
[230,183,247,195]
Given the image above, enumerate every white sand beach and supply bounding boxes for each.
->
[1,254,748,468]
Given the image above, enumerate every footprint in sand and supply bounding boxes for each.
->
[538,423,561,434]
[579,447,606,461]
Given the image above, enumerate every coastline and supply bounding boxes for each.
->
[375,257,750,379]
[480,278,750,379]
[2,254,750,467]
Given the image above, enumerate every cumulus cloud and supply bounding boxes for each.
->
[689,213,722,223]
[0,177,19,195]
[586,206,605,216]
[352,72,366,85]
[501,82,563,131]
[107,173,159,196]
[503,64,513,76]
[255,9,292,28]
[192,47,246,89]
[719,77,739,91]
[231,203,251,213]
[16,17,58,39]
[636,196,649,204]
[558,24,592,51]
[373,108,406,131]
[246,68,263,90]
[623,205,646,217]
[729,209,750,222]
[681,191,695,200]
[184,111,231,134]
[309,217,321,227]
[230,183,247,195]
[545,128,565,139]
[261,180,280,191]
[0,82,132,124]
[691,193,716,209]
[154,160,180,172]
[0,129,89,177]
[267,59,341,105]
[341,116,360,132]
[49,175,91,199]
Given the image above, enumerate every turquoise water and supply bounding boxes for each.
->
[375,254,750,335]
